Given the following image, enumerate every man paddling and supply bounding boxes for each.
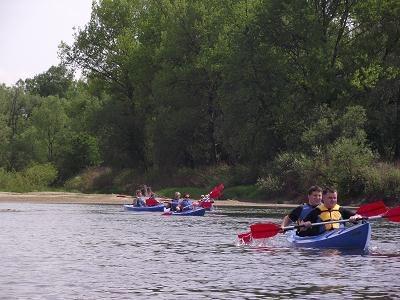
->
[299,187,362,236]
[281,185,323,229]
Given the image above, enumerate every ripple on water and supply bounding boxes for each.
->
[0,203,399,299]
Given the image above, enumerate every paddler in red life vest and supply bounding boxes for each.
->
[281,185,323,230]
[299,187,362,236]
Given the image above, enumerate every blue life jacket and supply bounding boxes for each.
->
[180,199,193,210]
[170,199,179,210]
[136,197,146,207]
[299,203,315,220]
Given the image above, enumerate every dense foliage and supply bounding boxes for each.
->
[1,0,400,200]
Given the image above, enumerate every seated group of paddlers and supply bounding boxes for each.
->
[133,189,195,212]
[132,184,218,212]
[133,185,160,207]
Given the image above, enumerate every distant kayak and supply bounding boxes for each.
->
[287,222,371,251]
[197,201,214,211]
[123,204,165,212]
[164,207,206,216]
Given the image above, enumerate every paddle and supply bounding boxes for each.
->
[237,200,388,244]
[249,205,400,240]
[355,200,388,217]
[116,194,130,198]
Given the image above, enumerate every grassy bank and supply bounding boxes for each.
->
[1,165,400,206]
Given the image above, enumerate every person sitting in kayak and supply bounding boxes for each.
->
[134,190,146,207]
[176,193,193,212]
[145,191,160,206]
[165,192,181,211]
[299,187,362,236]
[281,185,323,230]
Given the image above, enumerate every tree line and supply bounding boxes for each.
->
[0,0,399,200]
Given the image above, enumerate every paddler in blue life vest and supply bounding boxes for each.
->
[281,185,323,230]
[176,193,193,212]
[299,187,362,236]
[134,189,146,207]
[165,192,181,211]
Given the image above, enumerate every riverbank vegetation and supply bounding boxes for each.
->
[1,0,400,204]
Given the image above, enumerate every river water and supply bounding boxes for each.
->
[0,203,399,299]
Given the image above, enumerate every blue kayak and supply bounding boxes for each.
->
[165,207,206,216]
[123,204,165,212]
[287,222,371,251]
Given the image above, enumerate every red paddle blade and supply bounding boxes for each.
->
[116,194,129,198]
[237,231,252,244]
[384,206,400,222]
[250,223,281,239]
[357,200,388,217]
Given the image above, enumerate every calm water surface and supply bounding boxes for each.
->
[0,203,399,299]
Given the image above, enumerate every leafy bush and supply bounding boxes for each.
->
[23,163,58,187]
[376,163,400,196]
[273,152,314,193]
[0,164,57,192]
[361,163,400,198]
[326,137,375,196]
[63,175,83,192]
[64,166,113,193]
[256,175,283,194]
[362,165,383,195]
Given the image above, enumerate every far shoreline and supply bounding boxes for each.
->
[0,191,360,209]
[0,191,298,208]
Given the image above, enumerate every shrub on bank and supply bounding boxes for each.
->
[64,166,114,193]
[0,163,57,192]
[23,163,58,188]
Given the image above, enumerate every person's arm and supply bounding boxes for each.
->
[281,206,303,229]
[281,215,292,228]
[299,209,320,236]
[340,207,362,222]
[302,209,318,224]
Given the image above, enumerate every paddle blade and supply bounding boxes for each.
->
[250,223,281,239]
[357,200,388,217]
[384,206,400,222]
[237,231,252,244]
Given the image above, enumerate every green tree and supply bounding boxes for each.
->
[60,0,157,169]
[58,133,102,179]
[31,96,68,162]
[25,65,74,98]
[347,0,400,159]
[151,0,233,169]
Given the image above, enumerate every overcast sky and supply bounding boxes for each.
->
[0,0,92,86]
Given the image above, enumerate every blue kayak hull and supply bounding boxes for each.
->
[170,208,206,216]
[287,222,371,251]
[123,204,165,212]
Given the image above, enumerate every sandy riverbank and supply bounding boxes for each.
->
[0,191,298,208]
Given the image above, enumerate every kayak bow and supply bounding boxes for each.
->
[123,204,165,212]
